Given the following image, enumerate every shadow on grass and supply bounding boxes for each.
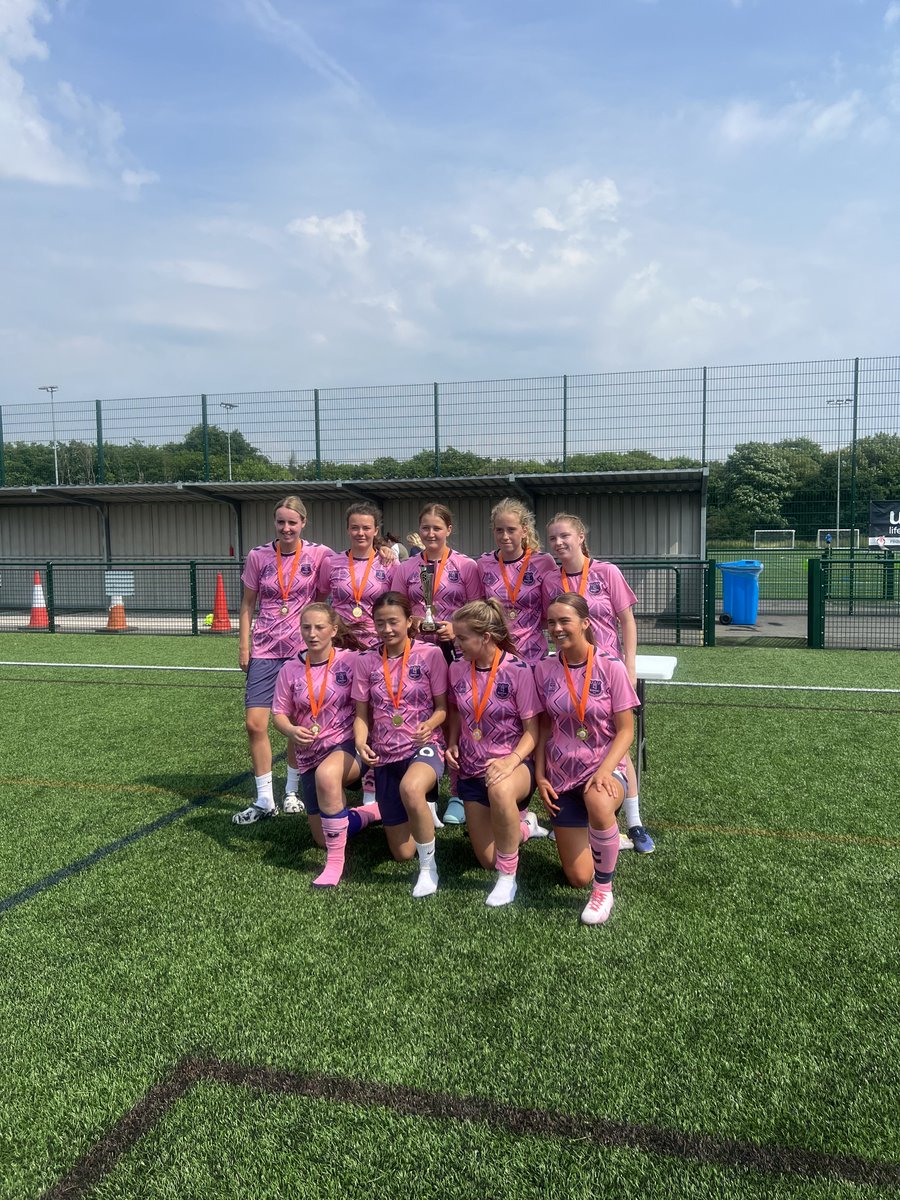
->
[138,765,586,910]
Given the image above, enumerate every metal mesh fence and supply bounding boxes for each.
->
[0,560,706,645]
[0,563,244,637]
[2,355,898,544]
[821,555,900,650]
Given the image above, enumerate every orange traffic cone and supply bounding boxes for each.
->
[210,572,232,632]
[28,570,49,629]
[106,595,128,631]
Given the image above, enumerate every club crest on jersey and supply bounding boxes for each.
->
[495,682,511,699]
[523,571,535,584]
[588,580,603,595]
[300,562,313,576]
[334,670,349,686]
[483,572,498,586]
[589,679,603,696]
[407,664,422,681]
[447,569,460,582]
[542,677,561,695]
[375,569,388,581]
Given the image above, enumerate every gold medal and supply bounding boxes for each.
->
[472,727,483,742]
[310,723,320,736]
[576,726,589,740]
[280,604,289,615]
[508,608,517,620]
[352,605,363,618]
[392,713,404,727]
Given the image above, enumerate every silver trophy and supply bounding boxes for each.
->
[419,561,438,632]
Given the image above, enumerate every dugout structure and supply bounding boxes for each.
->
[0,470,708,644]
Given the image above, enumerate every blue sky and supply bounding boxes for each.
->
[2,0,900,412]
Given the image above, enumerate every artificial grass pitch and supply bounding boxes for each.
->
[0,635,896,1198]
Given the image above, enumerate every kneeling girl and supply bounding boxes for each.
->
[534,594,639,925]
[271,603,379,887]
[446,600,546,908]
[352,592,448,898]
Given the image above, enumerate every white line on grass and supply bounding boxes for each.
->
[0,661,241,673]
[659,680,900,695]
[3,662,899,696]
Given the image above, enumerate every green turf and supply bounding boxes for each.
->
[0,635,896,1199]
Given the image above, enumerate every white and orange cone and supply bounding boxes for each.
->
[106,595,128,631]
[210,572,232,632]
[28,570,49,629]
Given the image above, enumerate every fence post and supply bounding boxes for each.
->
[0,405,5,487]
[314,388,322,480]
[201,394,210,482]
[46,562,56,633]
[433,382,440,476]
[807,558,825,648]
[703,559,716,646]
[884,550,895,601]
[674,567,682,646]
[701,365,708,466]
[189,561,199,636]
[562,374,568,471]
[95,400,105,485]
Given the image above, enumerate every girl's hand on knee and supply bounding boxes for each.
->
[484,756,515,788]
[587,769,618,800]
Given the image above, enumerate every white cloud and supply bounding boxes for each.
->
[156,260,259,290]
[717,91,865,146]
[287,209,370,256]
[197,217,279,248]
[0,0,49,60]
[237,0,364,102]
[532,206,565,231]
[885,3,900,30]
[121,168,159,197]
[0,1,154,188]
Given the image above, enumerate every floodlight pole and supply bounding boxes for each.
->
[827,397,853,542]
[38,385,59,485]
[220,401,238,481]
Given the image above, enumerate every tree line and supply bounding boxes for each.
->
[4,426,899,542]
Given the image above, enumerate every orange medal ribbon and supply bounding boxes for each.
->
[470,648,501,742]
[276,541,302,614]
[347,550,375,617]
[304,648,334,736]
[561,557,589,597]
[382,639,411,727]
[561,645,594,740]
[498,548,532,617]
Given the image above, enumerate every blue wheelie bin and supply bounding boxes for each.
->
[717,560,764,625]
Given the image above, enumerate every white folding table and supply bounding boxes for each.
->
[634,654,678,789]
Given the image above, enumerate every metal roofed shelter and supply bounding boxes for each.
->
[0,470,706,563]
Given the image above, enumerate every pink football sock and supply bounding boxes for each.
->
[314,811,350,886]
[348,803,381,834]
[588,823,619,891]
[495,849,519,876]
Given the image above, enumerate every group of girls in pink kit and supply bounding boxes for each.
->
[234,494,653,925]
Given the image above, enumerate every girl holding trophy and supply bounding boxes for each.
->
[393,503,480,824]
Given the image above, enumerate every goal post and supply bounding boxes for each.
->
[816,528,860,549]
[753,529,796,549]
